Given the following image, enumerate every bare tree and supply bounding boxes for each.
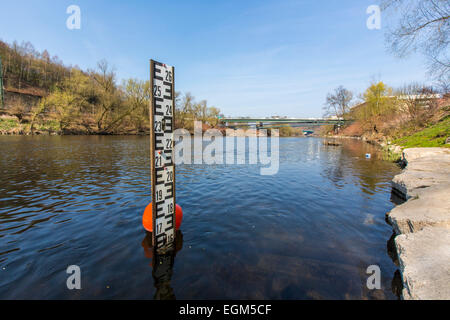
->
[89,59,121,131]
[396,82,440,125]
[323,86,353,119]
[382,0,450,85]
[103,79,150,133]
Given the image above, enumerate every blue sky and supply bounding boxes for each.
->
[0,0,430,117]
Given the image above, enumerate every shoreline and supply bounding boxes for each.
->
[386,148,450,299]
[325,134,406,163]
[322,137,450,299]
[0,127,310,138]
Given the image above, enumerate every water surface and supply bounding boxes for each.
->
[0,136,401,299]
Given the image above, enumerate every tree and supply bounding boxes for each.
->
[89,59,122,131]
[279,125,294,137]
[396,83,439,125]
[174,92,222,132]
[0,39,72,91]
[382,0,450,85]
[104,78,150,132]
[176,92,195,131]
[206,106,221,127]
[362,81,394,118]
[32,69,91,132]
[0,38,223,134]
[323,85,353,119]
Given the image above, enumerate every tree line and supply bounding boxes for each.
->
[0,40,70,91]
[323,81,445,138]
[0,40,223,134]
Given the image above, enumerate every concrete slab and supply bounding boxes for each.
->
[395,227,450,300]
[392,150,450,199]
[403,148,450,163]
[387,183,450,234]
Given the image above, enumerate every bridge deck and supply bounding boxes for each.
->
[220,118,352,125]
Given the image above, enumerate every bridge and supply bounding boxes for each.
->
[219,117,352,128]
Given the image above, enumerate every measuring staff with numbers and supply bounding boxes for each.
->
[143,60,183,254]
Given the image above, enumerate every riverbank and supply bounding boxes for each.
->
[0,114,151,136]
[324,134,406,163]
[326,108,450,160]
[0,115,302,137]
[386,148,450,299]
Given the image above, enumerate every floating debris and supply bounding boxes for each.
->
[324,141,342,146]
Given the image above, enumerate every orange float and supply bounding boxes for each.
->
[142,203,183,232]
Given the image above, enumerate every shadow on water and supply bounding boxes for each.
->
[386,231,403,299]
[385,193,405,300]
[141,230,184,300]
[390,190,407,206]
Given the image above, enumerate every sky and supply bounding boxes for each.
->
[0,0,431,117]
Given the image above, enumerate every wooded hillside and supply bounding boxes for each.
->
[0,40,222,135]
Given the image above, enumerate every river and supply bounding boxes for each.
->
[0,136,401,299]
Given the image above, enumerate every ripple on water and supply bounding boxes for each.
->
[0,136,401,299]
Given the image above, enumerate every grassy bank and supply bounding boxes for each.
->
[392,116,450,148]
[359,117,449,163]
[0,118,19,131]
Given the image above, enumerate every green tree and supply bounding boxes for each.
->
[31,69,91,132]
[362,81,395,118]
[279,125,294,137]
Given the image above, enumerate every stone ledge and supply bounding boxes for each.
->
[391,149,450,199]
[387,183,450,234]
[403,148,450,163]
[395,227,450,300]
[388,147,450,300]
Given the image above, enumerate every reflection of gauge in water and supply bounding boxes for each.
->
[141,231,184,300]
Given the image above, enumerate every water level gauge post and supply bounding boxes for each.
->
[150,59,176,254]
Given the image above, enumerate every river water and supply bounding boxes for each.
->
[0,136,401,299]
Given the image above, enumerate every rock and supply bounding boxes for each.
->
[323,141,341,146]
[392,169,450,199]
[403,147,450,163]
[388,147,450,300]
[387,183,450,234]
[395,227,450,300]
[392,149,450,199]
[392,145,402,154]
